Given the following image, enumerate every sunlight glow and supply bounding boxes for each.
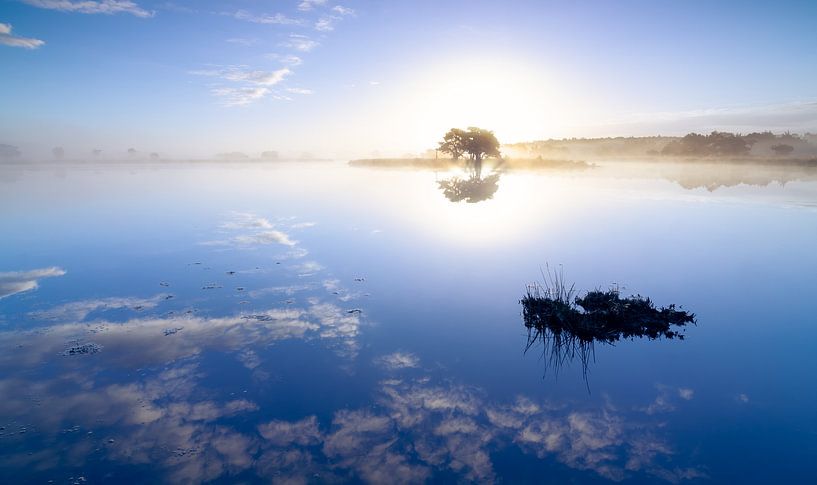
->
[400,57,592,146]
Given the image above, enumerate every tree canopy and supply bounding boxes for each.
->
[439,127,501,162]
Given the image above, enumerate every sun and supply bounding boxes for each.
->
[400,56,584,145]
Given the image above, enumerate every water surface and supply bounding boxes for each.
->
[1,160,815,483]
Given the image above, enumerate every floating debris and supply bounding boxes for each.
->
[159,281,170,287]
[242,314,275,322]
[172,447,200,458]
[226,271,236,275]
[236,287,245,291]
[163,327,183,336]
[201,283,222,290]
[164,294,174,300]
[354,277,365,282]
[63,342,101,356]
[346,309,362,315]
[133,305,144,311]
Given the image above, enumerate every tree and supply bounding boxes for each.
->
[438,127,501,162]
[771,143,794,156]
[0,144,21,158]
[438,128,467,160]
[463,126,501,163]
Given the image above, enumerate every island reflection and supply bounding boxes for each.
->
[522,269,695,383]
[437,159,502,203]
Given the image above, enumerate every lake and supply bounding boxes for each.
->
[1,160,815,483]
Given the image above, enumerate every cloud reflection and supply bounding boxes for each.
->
[0,266,66,299]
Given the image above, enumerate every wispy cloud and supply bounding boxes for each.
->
[209,87,271,106]
[297,0,327,12]
[22,0,154,18]
[266,53,303,66]
[286,87,313,95]
[0,22,45,49]
[0,267,65,299]
[376,352,420,370]
[30,294,170,321]
[313,5,355,32]
[280,33,319,52]
[202,212,298,245]
[314,17,335,31]
[190,67,291,106]
[332,5,355,16]
[229,9,302,26]
[226,37,257,46]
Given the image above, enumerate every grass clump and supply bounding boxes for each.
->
[521,266,695,384]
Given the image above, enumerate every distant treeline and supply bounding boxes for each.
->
[504,132,817,160]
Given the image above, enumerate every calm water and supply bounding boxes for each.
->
[1,161,816,484]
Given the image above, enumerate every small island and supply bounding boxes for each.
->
[521,267,695,383]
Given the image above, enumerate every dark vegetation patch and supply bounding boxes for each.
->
[521,267,695,385]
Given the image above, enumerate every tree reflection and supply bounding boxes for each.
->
[437,159,502,203]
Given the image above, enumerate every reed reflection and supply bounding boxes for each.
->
[522,267,696,383]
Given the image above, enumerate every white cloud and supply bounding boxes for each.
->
[0,267,65,299]
[281,34,319,52]
[0,22,45,49]
[678,388,694,400]
[258,416,321,446]
[203,228,296,246]
[297,0,327,11]
[377,352,420,370]
[221,67,291,86]
[191,67,291,106]
[332,5,355,16]
[286,87,313,95]
[210,86,270,107]
[30,294,169,321]
[266,53,302,66]
[314,17,335,31]
[230,9,301,25]
[220,212,273,229]
[235,230,297,246]
[23,0,153,18]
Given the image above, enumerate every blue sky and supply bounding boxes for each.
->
[2,0,817,159]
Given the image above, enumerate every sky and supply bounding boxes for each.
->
[1,0,817,159]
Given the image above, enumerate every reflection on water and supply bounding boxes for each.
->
[521,270,695,384]
[438,159,502,203]
[1,161,816,483]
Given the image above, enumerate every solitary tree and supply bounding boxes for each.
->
[438,128,467,160]
[438,127,501,162]
[463,127,501,163]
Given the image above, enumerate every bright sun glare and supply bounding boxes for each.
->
[398,58,592,146]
